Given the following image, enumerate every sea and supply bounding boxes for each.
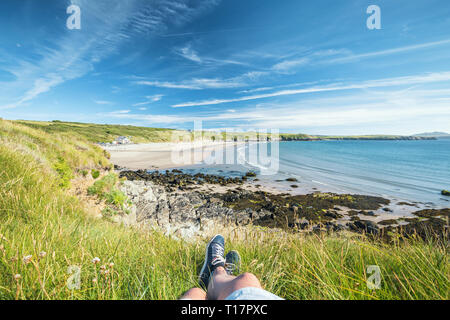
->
[181,139,450,209]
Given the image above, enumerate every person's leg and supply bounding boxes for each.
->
[207,266,262,300]
[180,287,207,300]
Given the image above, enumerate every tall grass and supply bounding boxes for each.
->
[0,119,448,300]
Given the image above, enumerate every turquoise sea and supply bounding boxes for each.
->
[183,139,450,208]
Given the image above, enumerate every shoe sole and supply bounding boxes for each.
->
[199,234,221,286]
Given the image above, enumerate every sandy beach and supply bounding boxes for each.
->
[103,141,242,170]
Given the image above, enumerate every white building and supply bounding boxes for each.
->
[115,136,131,144]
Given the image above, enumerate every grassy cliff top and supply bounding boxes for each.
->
[14,120,178,144]
[0,118,447,300]
[12,120,430,144]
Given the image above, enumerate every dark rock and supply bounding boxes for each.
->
[384,217,448,242]
[412,208,450,218]
[441,190,450,196]
[378,219,399,226]
[352,220,379,235]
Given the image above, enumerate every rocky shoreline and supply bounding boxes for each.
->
[117,168,449,242]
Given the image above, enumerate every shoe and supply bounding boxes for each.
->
[225,250,241,276]
[199,234,225,289]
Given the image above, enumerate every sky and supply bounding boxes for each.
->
[0,0,450,135]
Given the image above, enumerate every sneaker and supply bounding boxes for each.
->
[199,234,225,289]
[225,250,241,276]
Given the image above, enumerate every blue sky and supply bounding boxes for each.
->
[0,0,450,135]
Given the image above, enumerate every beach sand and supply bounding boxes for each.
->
[103,141,241,170]
[103,142,429,219]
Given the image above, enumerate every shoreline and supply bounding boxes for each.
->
[117,168,449,241]
[104,141,245,170]
[103,141,449,211]
[102,140,448,240]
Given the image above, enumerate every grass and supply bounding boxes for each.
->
[13,119,420,144]
[14,120,181,144]
[0,118,448,300]
[87,173,129,209]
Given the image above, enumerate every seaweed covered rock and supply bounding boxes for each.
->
[119,169,245,191]
[348,220,379,235]
[412,208,450,218]
[384,217,448,242]
[216,189,389,231]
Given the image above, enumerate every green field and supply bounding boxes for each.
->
[11,120,426,144]
[0,119,448,300]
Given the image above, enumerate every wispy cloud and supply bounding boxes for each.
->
[176,44,202,63]
[132,94,164,106]
[136,70,267,91]
[0,0,221,110]
[175,43,248,66]
[104,85,450,132]
[326,39,450,64]
[172,71,450,107]
[137,78,246,90]
[94,100,113,105]
[272,58,309,73]
[111,110,131,114]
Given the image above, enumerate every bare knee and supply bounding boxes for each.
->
[181,287,206,300]
[235,272,261,288]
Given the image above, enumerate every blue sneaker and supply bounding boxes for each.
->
[225,250,241,276]
[199,234,226,289]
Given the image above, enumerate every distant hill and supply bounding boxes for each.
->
[413,132,450,138]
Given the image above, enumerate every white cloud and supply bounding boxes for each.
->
[272,58,309,73]
[172,71,450,107]
[176,45,202,62]
[0,0,221,109]
[137,78,245,90]
[112,110,131,114]
[94,100,113,105]
[327,39,450,64]
[132,94,164,106]
[103,85,450,132]
[174,42,248,66]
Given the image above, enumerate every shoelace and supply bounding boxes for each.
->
[225,262,237,275]
[211,244,225,266]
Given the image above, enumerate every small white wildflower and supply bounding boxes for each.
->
[109,262,114,268]
[92,277,97,283]
[39,251,47,258]
[100,265,106,270]
[92,257,100,264]
[23,255,32,264]
[14,274,21,280]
